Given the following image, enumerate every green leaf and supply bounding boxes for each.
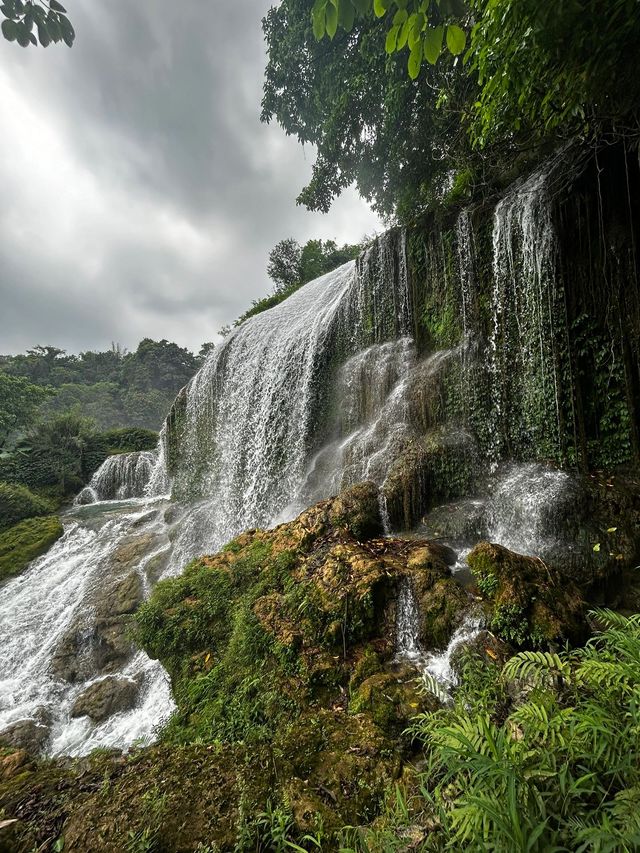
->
[338,0,355,32]
[312,7,325,40]
[397,15,412,49]
[408,41,422,78]
[48,0,66,11]
[1,16,16,39]
[373,0,387,18]
[58,12,73,45]
[445,23,466,55]
[36,20,50,45]
[423,24,443,64]
[325,2,338,38]
[352,0,369,14]
[16,20,30,45]
[385,24,399,53]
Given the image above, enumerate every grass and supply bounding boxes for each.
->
[0,515,63,582]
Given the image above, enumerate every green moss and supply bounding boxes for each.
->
[0,481,53,533]
[467,542,586,649]
[0,516,63,583]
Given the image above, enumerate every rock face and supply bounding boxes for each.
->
[71,677,138,722]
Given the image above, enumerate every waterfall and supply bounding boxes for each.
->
[0,502,175,756]
[487,163,563,462]
[422,610,484,690]
[485,462,574,557]
[152,231,411,559]
[76,451,157,504]
[394,576,483,694]
[1,233,415,757]
[395,576,422,660]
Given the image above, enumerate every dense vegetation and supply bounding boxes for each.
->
[0,340,205,432]
[262,0,640,220]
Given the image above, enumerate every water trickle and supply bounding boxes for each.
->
[76,451,157,504]
[395,576,422,660]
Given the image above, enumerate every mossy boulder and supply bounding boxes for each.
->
[382,428,477,530]
[70,677,138,722]
[0,516,63,583]
[406,544,470,648]
[468,541,585,648]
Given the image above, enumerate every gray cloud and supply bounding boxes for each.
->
[0,0,380,355]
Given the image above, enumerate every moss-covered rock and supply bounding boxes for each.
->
[468,541,585,648]
[382,428,477,530]
[1,485,474,851]
[0,516,63,583]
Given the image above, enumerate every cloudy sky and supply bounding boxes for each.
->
[0,1,381,356]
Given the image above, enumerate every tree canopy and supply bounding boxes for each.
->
[263,0,640,220]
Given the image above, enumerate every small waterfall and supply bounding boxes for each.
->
[76,451,157,504]
[395,577,483,693]
[395,576,422,660]
[422,610,484,690]
[0,503,175,755]
[485,462,574,557]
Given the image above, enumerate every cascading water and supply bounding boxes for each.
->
[0,167,586,756]
[76,450,157,504]
[0,500,175,755]
[395,576,422,661]
[0,233,415,756]
[394,575,483,693]
[487,163,564,462]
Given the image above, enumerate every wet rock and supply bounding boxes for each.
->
[467,541,585,648]
[382,428,478,530]
[71,677,138,722]
[95,572,143,617]
[419,497,488,543]
[0,719,49,756]
[328,482,382,540]
[112,533,158,570]
[51,617,135,683]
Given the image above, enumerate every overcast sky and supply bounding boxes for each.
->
[0,1,381,356]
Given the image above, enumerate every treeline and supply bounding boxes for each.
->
[0,338,211,432]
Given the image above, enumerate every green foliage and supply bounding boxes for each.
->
[0,515,63,582]
[0,481,52,532]
[101,427,158,454]
[401,610,640,851]
[1,338,200,432]
[265,0,640,219]
[1,0,74,48]
[0,371,49,450]
[469,0,640,148]
[311,0,468,77]
[262,2,468,217]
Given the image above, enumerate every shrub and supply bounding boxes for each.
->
[0,481,53,533]
[101,427,158,454]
